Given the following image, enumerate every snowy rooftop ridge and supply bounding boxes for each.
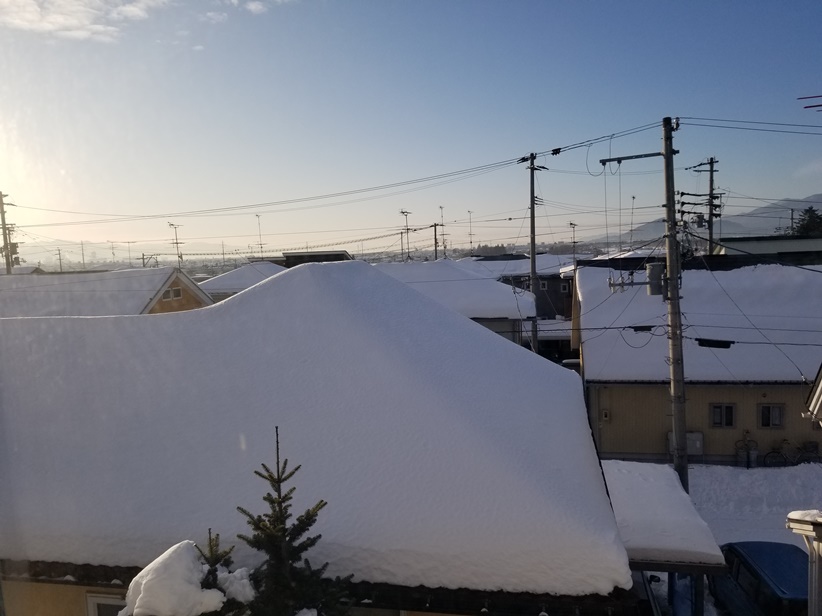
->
[576,263,822,382]
[0,261,631,596]
[198,262,287,294]
[374,259,535,319]
[0,266,195,316]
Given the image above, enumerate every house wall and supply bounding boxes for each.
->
[473,318,522,344]
[148,275,210,314]
[588,382,819,463]
[1,579,126,616]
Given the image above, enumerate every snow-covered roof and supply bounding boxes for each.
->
[453,253,578,278]
[375,259,535,319]
[0,267,192,316]
[603,461,724,568]
[0,261,630,596]
[198,262,287,294]
[576,264,822,382]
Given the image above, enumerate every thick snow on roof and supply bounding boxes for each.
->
[577,264,822,382]
[0,261,630,596]
[454,254,577,278]
[374,259,535,319]
[198,262,287,294]
[0,267,180,316]
[603,461,723,567]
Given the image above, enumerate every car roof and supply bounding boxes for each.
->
[724,541,808,601]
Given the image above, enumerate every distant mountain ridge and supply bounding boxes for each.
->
[611,193,822,243]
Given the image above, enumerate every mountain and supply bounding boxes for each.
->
[602,194,822,245]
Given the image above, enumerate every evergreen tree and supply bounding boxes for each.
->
[791,206,822,237]
[237,428,351,616]
[197,529,247,616]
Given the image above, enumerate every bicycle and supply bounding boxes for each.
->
[762,439,821,467]
[734,431,758,468]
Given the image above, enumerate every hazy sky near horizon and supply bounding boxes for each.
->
[1,0,821,265]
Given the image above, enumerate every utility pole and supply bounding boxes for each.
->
[256,214,264,258]
[168,222,184,268]
[439,206,447,258]
[569,222,578,271]
[56,248,63,272]
[400,210,411,261]
[663,117,688,492]
[433,224,439,260]
[683,158,721,253]
[518,153,547,354]
[0,192,11,274]
[468,210,474,256]
[600,117,688,492]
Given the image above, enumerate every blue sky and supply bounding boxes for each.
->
[0,0,820,265]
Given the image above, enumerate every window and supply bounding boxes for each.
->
[759,403,784,428]
[87,594,126,616]
[710,403,735,428]
[539,280,547,290]
[162,287,183,301]
[560,282,570,293]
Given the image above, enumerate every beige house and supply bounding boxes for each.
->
[574,263,822,464]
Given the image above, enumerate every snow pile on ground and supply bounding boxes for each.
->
[118,541,251,616]
[0,261,630,596]
[689,463,822,548]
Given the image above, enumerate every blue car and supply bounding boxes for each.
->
[708,541,808,616]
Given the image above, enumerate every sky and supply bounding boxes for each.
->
[0,1,821,268]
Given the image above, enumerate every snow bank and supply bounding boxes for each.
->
[689,464,822,548]
[119,541,226,616]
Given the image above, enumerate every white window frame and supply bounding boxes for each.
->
[172,286,183,300]
[87,594,126,616]
[758,403,784,429]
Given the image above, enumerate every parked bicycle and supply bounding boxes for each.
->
[734,431,758,468]
[762,439,821,467]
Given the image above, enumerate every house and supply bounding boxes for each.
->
[453,254,581,360]
[374,259,535,344]
[198,261,287,302]
[454,253,578,319]
[0,266,212,316]
[574,262,822,463]
[0,261,725,616]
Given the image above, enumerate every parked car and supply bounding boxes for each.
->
[708,541,808,616]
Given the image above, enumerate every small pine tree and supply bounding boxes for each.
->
[237,428,350,616]
[197,529,247,616]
